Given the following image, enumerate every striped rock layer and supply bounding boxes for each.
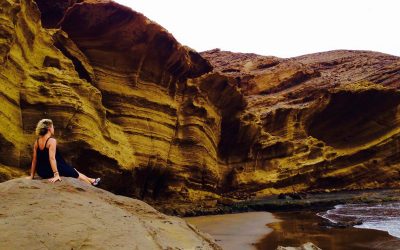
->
[1,0,399,211]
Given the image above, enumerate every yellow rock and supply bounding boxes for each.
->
[1,0,400,212]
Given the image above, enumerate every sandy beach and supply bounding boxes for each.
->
[185,208,400,250]
[185,212,278,250]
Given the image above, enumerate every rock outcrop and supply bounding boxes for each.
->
[1,0,400,214]
[0,178,221,249]
[276,242,321,250]
[0,0,223,207]
[202,49,400,198]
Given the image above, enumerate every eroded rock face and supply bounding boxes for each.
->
[1,0,400,213]
[0,0,226,208]
[202,49,400,198]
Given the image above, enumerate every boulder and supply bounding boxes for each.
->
[0,178,221,249]
[276,242,322,250]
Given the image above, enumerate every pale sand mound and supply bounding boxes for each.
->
[0,178,221,250]
[186,212,278,250]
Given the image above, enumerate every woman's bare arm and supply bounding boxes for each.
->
[48,138,61,183]
[27,141,38,179]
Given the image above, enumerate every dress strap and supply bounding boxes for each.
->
[44,137,52,149]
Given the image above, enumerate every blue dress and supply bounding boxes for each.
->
[36,137,79,178]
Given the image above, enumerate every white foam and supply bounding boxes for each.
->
[355,219,400,238]
[318,202,400,239]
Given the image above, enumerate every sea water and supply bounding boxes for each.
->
[318,202,400,239]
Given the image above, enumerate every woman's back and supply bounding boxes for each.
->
[35,137,77,179]
[36,137,53,178]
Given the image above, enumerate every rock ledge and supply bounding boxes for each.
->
[0,178,221,250]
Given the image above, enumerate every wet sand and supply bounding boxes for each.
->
[185,212,279,250]
[256,211,400,250]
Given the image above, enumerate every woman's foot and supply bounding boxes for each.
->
[92,178,101,186]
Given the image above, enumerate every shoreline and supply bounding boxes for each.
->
[185,206,400,250]
[176,188,400,217]
[256,210,400,250]
[182,190,400,249]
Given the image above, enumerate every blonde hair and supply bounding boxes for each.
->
[35,119,53,136]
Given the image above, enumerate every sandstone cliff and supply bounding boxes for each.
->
[201,49,400,198]
[1,0,399,214]
[0,178,221,249]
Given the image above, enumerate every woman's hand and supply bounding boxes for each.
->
[49,174,61,183]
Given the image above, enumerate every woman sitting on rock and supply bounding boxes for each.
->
[27,119,100,185]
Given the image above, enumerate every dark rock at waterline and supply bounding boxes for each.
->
[276,242,322,250]
[278,192,309,200]
[319,218,363,228]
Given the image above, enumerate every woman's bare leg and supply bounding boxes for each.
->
[76,170,95,185]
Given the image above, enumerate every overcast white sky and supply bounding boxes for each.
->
[115,0,399,58]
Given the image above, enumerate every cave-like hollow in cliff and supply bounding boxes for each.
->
[307,89,400,149]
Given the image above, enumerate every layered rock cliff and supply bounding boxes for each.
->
[201,49,400,198]
[0,0,399,214]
